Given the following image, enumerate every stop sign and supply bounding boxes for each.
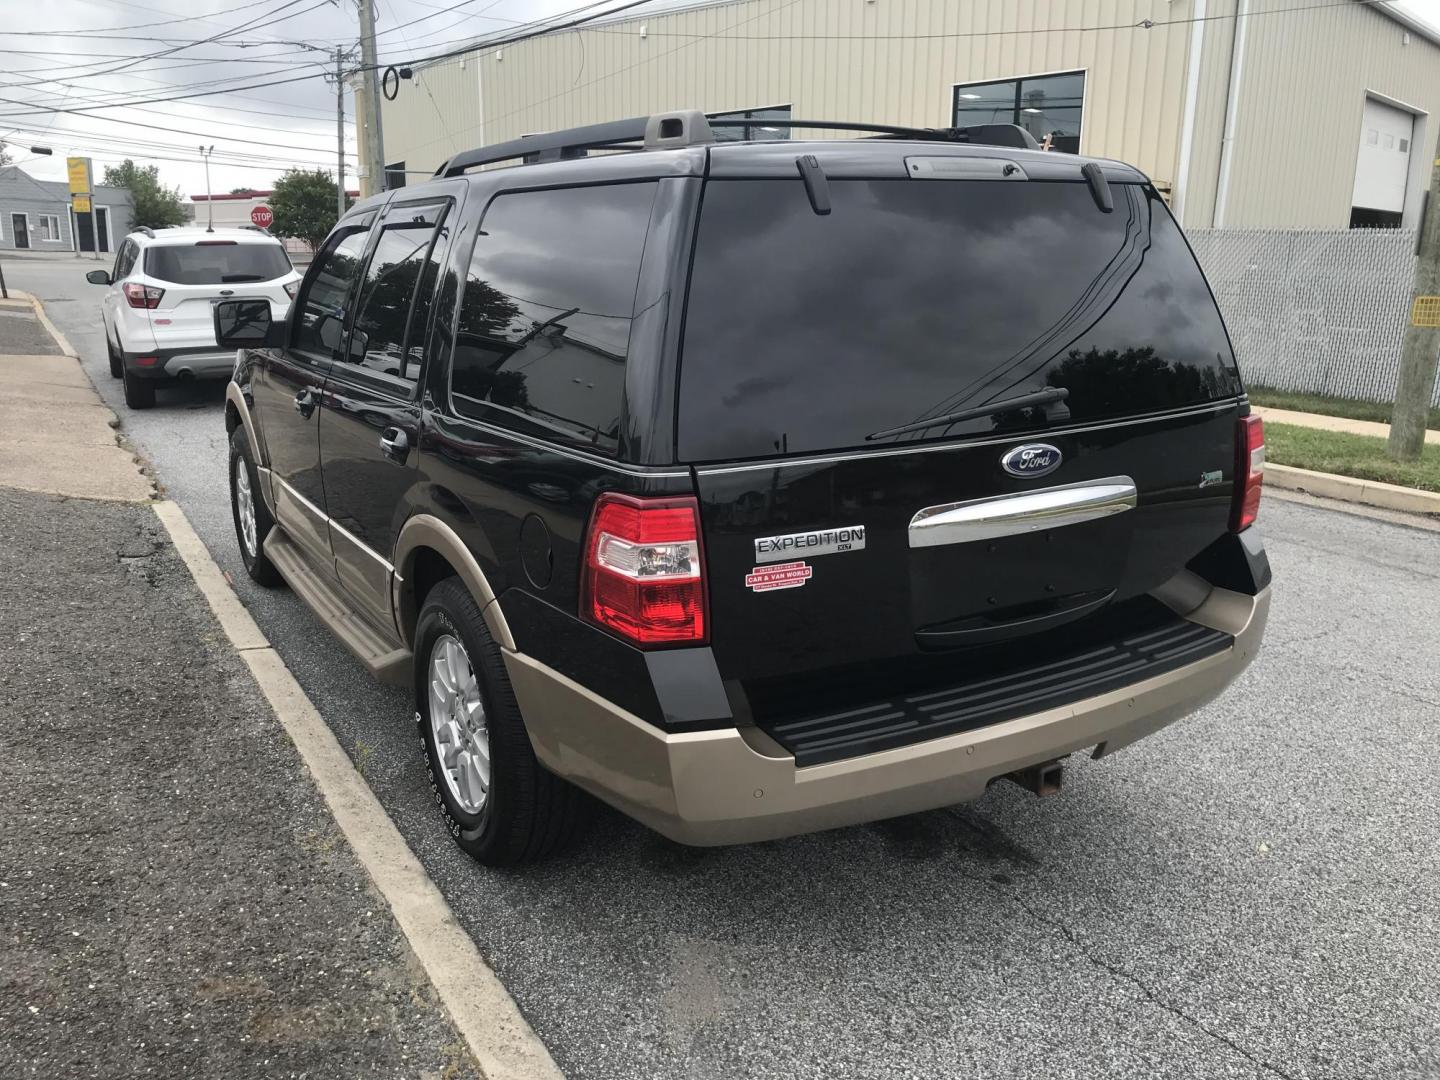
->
[250,205,274,228]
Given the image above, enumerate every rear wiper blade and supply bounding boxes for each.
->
[865,387,1070,441]
[221,274,265,282]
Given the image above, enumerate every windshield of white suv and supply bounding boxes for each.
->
[145,241,292,285]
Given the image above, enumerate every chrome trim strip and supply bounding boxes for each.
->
[447,414,690,479]
[273,475,327,523]
[273,476,397,573]
[908,476,1137,547]
[693,401,1237,476]
[330,516,395,573]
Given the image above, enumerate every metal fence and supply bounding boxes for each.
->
[1186,227,1440,407]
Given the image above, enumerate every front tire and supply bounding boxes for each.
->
[415,578,583,865]
[121,364,155,409]
[228,427,280,586]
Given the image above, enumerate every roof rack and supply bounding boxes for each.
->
[134,226,156,238]
[433,110,1037,177]
[239,223,271,235]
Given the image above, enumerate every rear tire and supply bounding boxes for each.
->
[106,334,122,379]
[121,364,155,409]
[415,578,584,865]
[228,427,280,586]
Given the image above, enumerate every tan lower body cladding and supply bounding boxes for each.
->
[503,583,1271,846]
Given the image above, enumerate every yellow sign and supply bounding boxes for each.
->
[66,156,92,196]
[1411,296,1440,327]
[71,194,92,214]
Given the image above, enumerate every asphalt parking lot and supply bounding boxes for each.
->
[13,257,1440,1080]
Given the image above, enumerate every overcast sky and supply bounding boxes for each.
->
[3,0,1439,199]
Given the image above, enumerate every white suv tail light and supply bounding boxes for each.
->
[123,282,164,309]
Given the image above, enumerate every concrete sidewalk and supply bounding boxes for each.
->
[0,291,151,502]
[0,297,483,1078]
[1253,404,1440,445]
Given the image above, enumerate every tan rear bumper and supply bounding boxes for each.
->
[503,583,1270,847]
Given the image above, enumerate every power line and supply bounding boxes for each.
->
[0,121,338,171]
[4,0,331,91]
[0,94,355,156]
[7,0,309,36]
[571,0,1411,41]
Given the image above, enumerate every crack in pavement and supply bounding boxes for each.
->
[1004,892,1296,1080]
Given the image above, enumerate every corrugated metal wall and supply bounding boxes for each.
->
[1185,0,1440,228]
[371,0,1440,230]
[378,0,1194,189]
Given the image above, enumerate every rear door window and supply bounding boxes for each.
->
[342,200,450,387]
[145,241,292,285]
[677,179,1242,462]
[449,182,658,458]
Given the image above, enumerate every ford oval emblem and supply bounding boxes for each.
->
[1001,443,1063,478]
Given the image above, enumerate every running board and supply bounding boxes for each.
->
[264,529,412,685]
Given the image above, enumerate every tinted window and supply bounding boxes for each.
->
[146,241,292,284]
[344,201,448,384]
[450,182,657,457]
[292,218,373,363]
[678,179,1241,462]
[113,240,134,281]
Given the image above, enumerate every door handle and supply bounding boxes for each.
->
[293,388,316,417]
[379,427,410,463]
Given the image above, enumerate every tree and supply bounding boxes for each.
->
[0,141,12,167]
[102,160,186,229]
[270,169,345,251]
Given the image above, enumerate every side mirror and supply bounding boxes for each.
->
[214,298,283,349]
[86,270,111,286]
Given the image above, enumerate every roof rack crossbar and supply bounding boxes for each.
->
[433,113,1037,177]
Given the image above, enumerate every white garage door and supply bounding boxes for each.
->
[1352,98,1414,213]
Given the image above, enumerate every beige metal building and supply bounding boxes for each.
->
[364,0,1440,229]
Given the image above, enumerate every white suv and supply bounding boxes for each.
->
[87,226,301,409]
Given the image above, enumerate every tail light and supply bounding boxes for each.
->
[582,493,707,646]
[1231,415,1264,532]
[283,280,299,300]
[123,282,164,309]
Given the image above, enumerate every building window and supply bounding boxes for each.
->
[385,161,407,190]
[953,71,1085,151]
[37,214,61,241]
[711,105,792,142]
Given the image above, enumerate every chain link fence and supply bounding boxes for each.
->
[1187,227,1440,407]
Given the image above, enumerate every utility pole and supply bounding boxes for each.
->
[1390,158,1440,462]
[357,0,386,195]
[335,46,347,217]
[199,145,215,232]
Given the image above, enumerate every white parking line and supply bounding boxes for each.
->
[151,499,566,1080]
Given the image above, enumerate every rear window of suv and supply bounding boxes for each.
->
[676,178,1242,462]
[145,241,292,285]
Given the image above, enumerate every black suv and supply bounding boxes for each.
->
[218,111,1271,865]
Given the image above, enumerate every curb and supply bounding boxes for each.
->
[152,501,565,1080]
[14,289,561,1079]
[1267,463,1440,517]
[3,288,80,357]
